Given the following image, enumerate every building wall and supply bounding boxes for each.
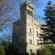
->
[12,1,42,54]
[26,17,41,53]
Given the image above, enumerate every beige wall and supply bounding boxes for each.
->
[12,1,42,54]
[26,16,41,53]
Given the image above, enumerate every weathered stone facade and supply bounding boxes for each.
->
[12,1,43,54]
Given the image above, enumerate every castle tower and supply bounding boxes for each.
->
[20,0,34,53]
[12,0,42,54]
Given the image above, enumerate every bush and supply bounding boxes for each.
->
[19,52,29,55]
[30,52,35,55]
[36,44,52,55]
[6,44,16,55]
[0,45,5,55]
[49,46,55,55]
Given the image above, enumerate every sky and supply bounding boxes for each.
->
[0,0,55,41]
[34,0,55,23]
[14,0,55,23]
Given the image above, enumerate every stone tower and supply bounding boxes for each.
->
[12,0,42,54]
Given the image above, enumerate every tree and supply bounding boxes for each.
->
[0,45,5,55]
[0,0,12,31]
[0,0,42,32]
[6,44,16,55]
[37,44,52,55]
[40,1,55,44]
[0,0,43,43]
[2,41,12,48]
[0,0,19,32]
[49,46,55,55]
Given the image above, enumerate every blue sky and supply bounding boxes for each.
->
[0,0,55,41]
[14,0,55,23]
[34,0,55,23]
[34,0,55,16]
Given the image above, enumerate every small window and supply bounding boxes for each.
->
[22,28,24,34]
[27,10,33,16]
[30,49,32,53]
[29,28,31,34]
[36,26,38,29]
[37,40,39,46]
[30,13,32,16]
[29,39,32,44]
[36,31,38,36]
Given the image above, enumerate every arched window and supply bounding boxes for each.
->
[37,40,39,46]
[36,26,38,29]
[22,28,24,34]
[29,39,32,44]
[36,31,38,36]
[30,12,32,16]
[30,49,32,53]
[29,28,31,34]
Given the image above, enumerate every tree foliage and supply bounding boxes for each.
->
[0,0,19,32]
[40,1,55,44]
[0,0,42,32]
[6,44,16,55]
[37,44,52,55]
[2,41,11,48]
[0,45,5,55]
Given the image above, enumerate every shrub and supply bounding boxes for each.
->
[30,52,35,55]
[36,44,52,55]
[0,45,5,55]
[19,52,29,55]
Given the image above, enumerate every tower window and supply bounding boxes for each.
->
[29,39,32,44]
[29,28,31,34]
[27,10,33,16]
[36,26,38,29]
[36,31,38,36]
[30,49,32,53]
[22,28,24,34]
[30,12,32,16]
[37,40,39,46]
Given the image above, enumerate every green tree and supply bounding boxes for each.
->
[49,46,55,55]
[2,41,11,48]
[1,41,12,55]
[37,44,52,55]
[0,45,5,55]
[6,44,17,55]
[40,1,55,44]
